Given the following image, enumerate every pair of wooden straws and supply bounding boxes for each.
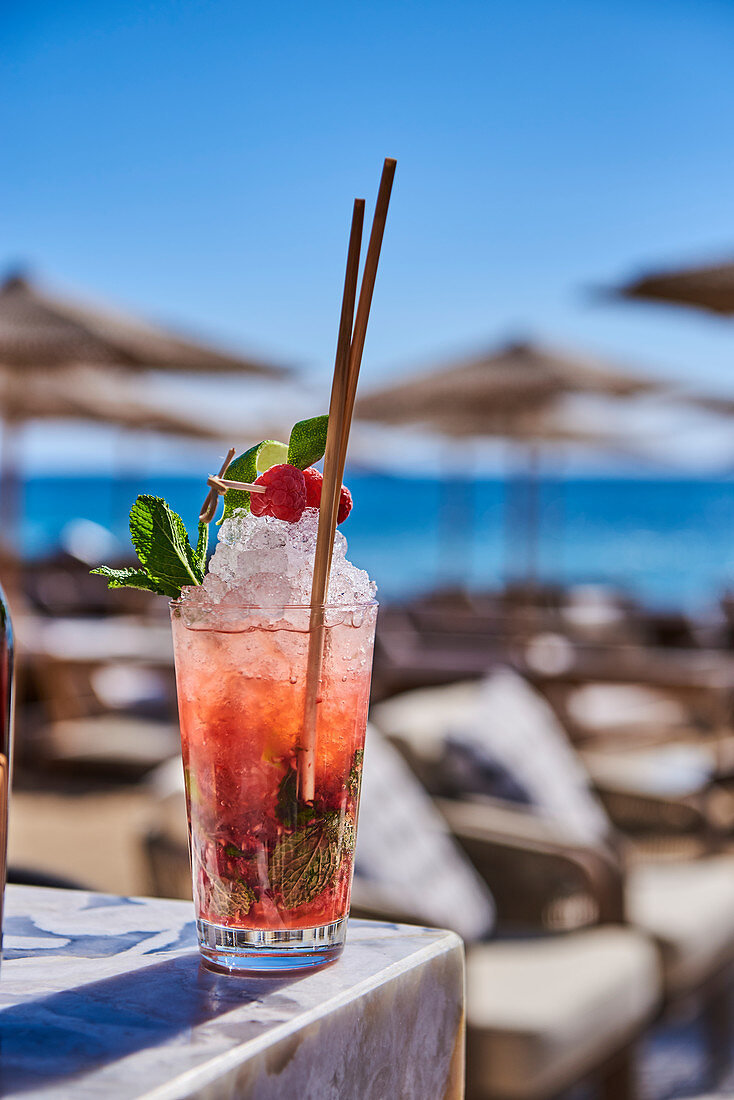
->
[300,157,396,801]
[198,158,396,803]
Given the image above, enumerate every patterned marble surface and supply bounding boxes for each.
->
[0,885,465,1099]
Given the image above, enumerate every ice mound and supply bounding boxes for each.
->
[183,507,376,608]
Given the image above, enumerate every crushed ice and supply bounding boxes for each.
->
[181,508,376,607]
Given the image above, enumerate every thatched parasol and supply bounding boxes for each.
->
[0,272,288,374]
[356,339,666,587]
[611,259,734,316]
[0,271,286,563]
[356,338,663,431]
[0,364,226,437]
[0,365,229,570]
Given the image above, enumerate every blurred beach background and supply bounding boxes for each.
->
[21,473,734,610]
[8,2,734,1098]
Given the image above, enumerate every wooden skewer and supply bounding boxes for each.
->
[206,475,267,494]
[299,197,365,803]
[300,157,396,803]
[199,448,236,523]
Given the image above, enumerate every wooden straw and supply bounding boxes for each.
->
[300,158,396,802]
[299,197,365,802]
[340,158,397,466]
[199,447,236,523]
[323,158,398,590]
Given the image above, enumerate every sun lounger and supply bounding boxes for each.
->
[372,671,734,1082]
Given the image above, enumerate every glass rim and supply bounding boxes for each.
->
[169,597,378,612]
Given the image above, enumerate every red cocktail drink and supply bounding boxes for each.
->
[92,161,395,975]
[171,599,377,972]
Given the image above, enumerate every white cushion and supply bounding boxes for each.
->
[48,716,179,769]
[371,680,482,766]
[583,743,714,797]
[373,671,609,846]
[567,683,688,733]
[354,724,495,942]
[628,856,734,993]
[466,927,659,1099]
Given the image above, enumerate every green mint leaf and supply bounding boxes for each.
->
[269,815,341,909]
[224,843,245,859]
[287,415,329,470]
[347,748,364,795]
[207,876,256,918]
[90,566,178,598]
[129,495,202,591]
[276,764,319,828]
[195,521,209,573]
[220,439,288,522]
[341,815,357,856]
[275,765,299,828]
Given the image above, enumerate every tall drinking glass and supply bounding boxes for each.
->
[170,599,377,973]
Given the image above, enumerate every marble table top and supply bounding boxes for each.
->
[0,885,465,1099]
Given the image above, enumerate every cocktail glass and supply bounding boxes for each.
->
[170,598,377,974]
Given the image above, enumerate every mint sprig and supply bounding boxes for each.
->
[270,759,356,908]
[91,566,179,597]
[347,748,364,795]
[92,495,206,599]
[276,764,317,829]
[269,815,341,909]
[207,876,256,918]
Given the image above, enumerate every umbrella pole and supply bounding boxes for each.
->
[438,445,473,589]
[524,442,541,588]
[466,441,476,585]
[503,441,518,587]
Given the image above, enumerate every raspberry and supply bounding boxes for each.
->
[250,464,306,523]
[303,466,323,509]
[337,484,352,524]
[303,466,353,524]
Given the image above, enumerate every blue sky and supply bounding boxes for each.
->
[3,0,734,463]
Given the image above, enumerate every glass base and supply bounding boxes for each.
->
[197,916,346,974]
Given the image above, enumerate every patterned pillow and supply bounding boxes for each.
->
[443,668,611,845]
[372,670,610,846]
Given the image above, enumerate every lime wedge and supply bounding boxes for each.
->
[256,439,288,474]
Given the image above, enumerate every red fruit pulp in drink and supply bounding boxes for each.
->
[171,603,375,931]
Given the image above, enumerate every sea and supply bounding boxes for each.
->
[20,473,734,615]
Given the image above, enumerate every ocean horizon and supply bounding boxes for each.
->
[18,472,734,614]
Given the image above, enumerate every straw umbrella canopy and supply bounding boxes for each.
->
[0,365,229,551]
[611,259,734,316]
[0,272,288,375]
[356,339,667,586]
[0,271,286,551]
[0,365,228,439]
[356,338,662,431]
